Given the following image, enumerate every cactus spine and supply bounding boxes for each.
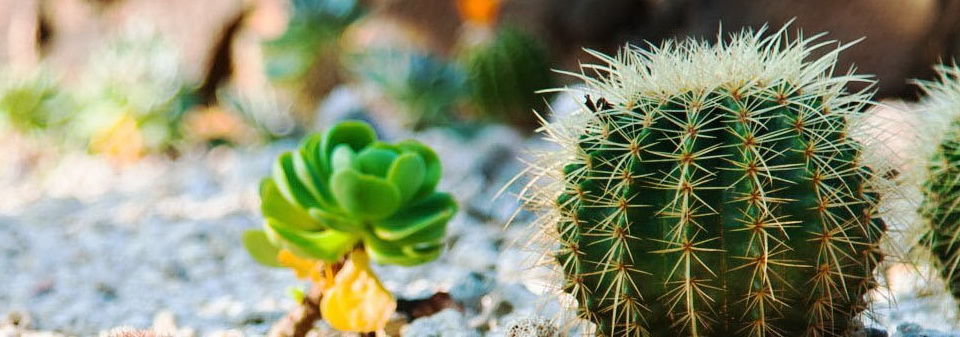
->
[917,63,960,307]
[522,27,888,337]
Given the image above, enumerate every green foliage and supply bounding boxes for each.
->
[70,30,199,152]
[524,28,887,336]
[0,68,66,134]
[460,27,553,128]
[351,49,467,129]
[917,63,960,308]
[263,0,362,96]
[244,121,457,266]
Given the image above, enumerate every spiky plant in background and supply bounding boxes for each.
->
[351,49,467,130]
[243,120,457,332]
[460,26,554,129]
[519,26,892,336]
[916,63,960,310]
[71,28,198,163]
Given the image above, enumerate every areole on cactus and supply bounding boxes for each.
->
[243,120,457,332]
[520,25,891,336]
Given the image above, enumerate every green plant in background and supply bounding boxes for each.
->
[264,0,363,115]
[916,63,960,310]
[460,26,553,129]
[520,26,890,336]
[351,49,467,130]
[0,68,68,135]
[243,120,457,331]
[71,28,199,162]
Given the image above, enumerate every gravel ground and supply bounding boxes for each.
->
[0,112,576,336]
[2,93,960,336]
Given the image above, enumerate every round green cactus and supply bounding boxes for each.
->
[244,121,457,266]
[521,27,888,336]
[918,63,960,306]
[460,26,553,128]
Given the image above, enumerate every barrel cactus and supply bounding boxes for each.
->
[917,63,960,307]
[243,120,457,267]
[460,26,553,128]
[521,27,889,336]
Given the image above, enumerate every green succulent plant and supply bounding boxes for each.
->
[0,68,66,134]
[520,27,889,336]
[460,26,553,129]
[351,49,467,129]
[71,29,199,153]
[917,63,960,308]
[244,120,457,266]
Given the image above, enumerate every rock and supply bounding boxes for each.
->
[449,272,495,309]
[449,235,499,271]
[402,308,481,337]
[502,317,558,337]
[865,327,890,337]
[896,323,960,337]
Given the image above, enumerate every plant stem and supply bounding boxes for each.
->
[267,282,323,337]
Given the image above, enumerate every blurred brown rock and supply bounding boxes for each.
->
[686,0,958,98]
[362,0,465,56]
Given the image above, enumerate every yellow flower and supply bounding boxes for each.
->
[320,250,396,332]
[89,113,144,166]
[277,249,324,282]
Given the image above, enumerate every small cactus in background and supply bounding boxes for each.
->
[520,26,890,336]
[916,63,960,308]
[460,26,553,129]
[244,120,457,332]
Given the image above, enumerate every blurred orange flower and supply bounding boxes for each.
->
[457,0,500,27]
[184,106,252,144]
[89,113,145,166]
[277,249,325,282]
[320,249,396,332]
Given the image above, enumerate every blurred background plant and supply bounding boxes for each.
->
[68,28,199,164]
[263,0,364,122]
[0,67,68,137]
[458,25,552,130]
[349,48,467,130]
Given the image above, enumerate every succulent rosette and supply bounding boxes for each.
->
[244,121,457,267]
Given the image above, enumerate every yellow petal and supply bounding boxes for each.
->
[320,250,396,332]
[277,249,324,282]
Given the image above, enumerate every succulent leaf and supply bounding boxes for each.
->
[265,218,359,261]
[273,152,321,209]
[261,179,326,231]
[242,230,284,267]
[373,192,456,241]
[387,153,427,203]
[396,140,442,201]
[331,169,402,220]
[322,121,377,160]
